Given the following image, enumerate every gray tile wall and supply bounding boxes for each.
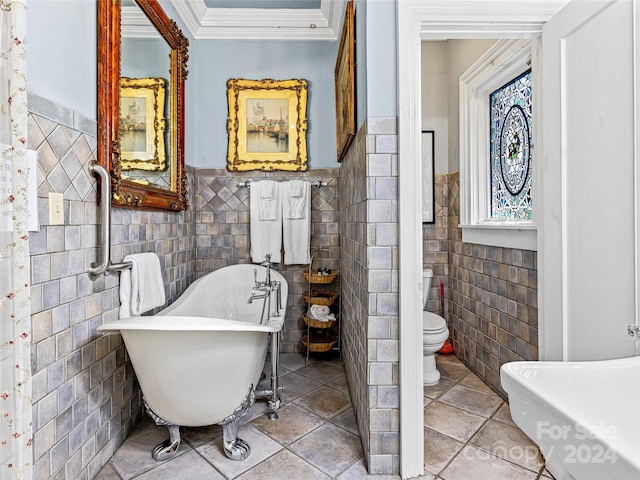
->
[445,172,538,397]
[340,118,399,475]
[28,93,196,480]
[193,169,340,353]
[422,174,449,314]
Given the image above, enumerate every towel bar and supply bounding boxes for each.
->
[88,162,133,278]
[238,179,327,188]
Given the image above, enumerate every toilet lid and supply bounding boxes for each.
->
[423,311,446,332]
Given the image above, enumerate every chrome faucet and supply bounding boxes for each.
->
[247,290,270,303]
[247,254,281,316]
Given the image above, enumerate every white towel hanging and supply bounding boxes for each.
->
[282,180,310,265]
[119,252,166,318]
[250,180,282,263]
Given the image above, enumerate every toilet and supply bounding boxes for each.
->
[422,269,450,385]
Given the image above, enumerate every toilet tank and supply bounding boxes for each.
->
[422,269,433,308]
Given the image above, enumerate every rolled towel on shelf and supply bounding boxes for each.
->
[308,304,335,322]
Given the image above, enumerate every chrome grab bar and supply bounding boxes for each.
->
[88,162,132,278]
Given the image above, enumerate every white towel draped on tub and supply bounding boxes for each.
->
[250,180,282,263]
[282,180,310,265]
[119,253,166,318]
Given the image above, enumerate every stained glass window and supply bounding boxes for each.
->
[489,69,532,219]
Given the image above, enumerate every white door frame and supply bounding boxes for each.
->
[396,1,568,477]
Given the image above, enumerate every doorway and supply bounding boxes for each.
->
[396,1,568,477]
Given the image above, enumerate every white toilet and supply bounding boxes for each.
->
[422,269,450,385]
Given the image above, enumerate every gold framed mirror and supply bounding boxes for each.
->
[98,0,189,211]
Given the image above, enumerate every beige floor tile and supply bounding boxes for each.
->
[469,419,544,472]
[297,359,345,384]
[438,384,503,418]
[110,419,191,480]
[195,424,283,479]
[250,403,324,445]
[236,449,330,480]
[241,399,272,424]
[459,372,496,395]
[134,450,225,480]
[328,373,350,394]
[331,407,360,436]
[279,352,313,371]
[289,423,363,477]
[293,385,352,419]
[542,467,555,478]
[94,462,120,480]
[97,354,545,480]
[424,401,486,443]
[423,378,455,399]
[424,427,465,475]
[337,458,404,479]
[440,445,538,480]
[182,424,222,449]
[435,354,463,365]
[278,371,323,403]
[492,403,517,427]
[436,361,471,382]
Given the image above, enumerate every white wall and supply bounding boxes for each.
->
[421,41,449,175]
[421,39,496,175]
[445,40,496,174]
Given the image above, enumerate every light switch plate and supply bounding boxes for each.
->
[49,192,64,225]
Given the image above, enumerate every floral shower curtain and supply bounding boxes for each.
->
[0,0,32,478]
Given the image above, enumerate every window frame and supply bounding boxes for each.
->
[459,38,539,250]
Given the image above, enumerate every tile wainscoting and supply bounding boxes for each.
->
[193,169,340,353]
[423,172,538,397]
[28,93,196,480]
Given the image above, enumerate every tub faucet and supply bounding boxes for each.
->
[247,289,270,304]
[259,254,273,285]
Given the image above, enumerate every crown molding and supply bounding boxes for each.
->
[122,6,162,38]
[167,0,345,40]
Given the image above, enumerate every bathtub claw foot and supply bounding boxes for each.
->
[223,435,251,461]
[219,384,255,461]
[143,398,182,462]
[152,424,181,461]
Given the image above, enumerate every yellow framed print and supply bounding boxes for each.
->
[119,77,167,171]
[226,78,308,172]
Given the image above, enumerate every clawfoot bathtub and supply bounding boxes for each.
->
[501,356,640,480]
[98,264,287,461]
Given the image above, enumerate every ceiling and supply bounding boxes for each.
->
[203,0,321,8]
[166,0,345,40]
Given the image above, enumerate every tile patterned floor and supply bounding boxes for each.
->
[95,353,554,480]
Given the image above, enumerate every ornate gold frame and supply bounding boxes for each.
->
[335,0,356,162]
[226,78,308,172]
[119,77,167,171]
[98,0,189,211]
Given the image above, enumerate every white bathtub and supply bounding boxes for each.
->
[501,357,640,480]
[98,264,287,461]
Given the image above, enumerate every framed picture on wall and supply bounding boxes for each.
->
[226,78,309,172]
[334,0,355,162]
[422,130,435,223]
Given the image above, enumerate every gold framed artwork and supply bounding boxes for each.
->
[334,0,355,162]
[226,78,309,172]
[119,77,167,171]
